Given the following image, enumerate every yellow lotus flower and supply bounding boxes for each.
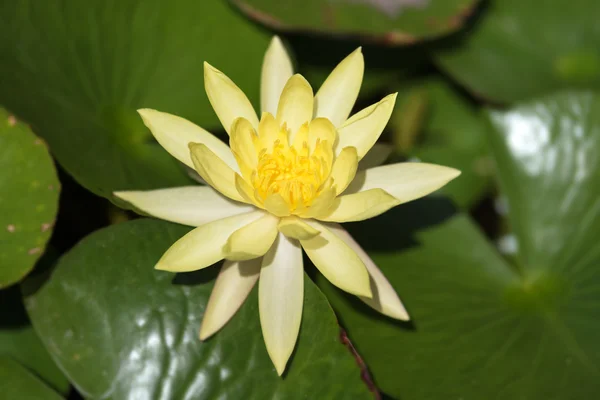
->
[115,36,460,375]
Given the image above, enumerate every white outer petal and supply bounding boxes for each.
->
[199,259,261,340]
[138,109,238,171]
[114,186,254,227]
[346,162,461,204]
[329,224,409,320]
[259,233,304,376]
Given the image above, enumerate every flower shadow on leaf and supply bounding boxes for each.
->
[316,196,457,330]
[171,266,220,286]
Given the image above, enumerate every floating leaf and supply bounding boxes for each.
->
[233,0,481,44]
[0,357,63,400]
[0,286,69,394]
[0,108,60,287]
[318,92,600,398]
[25,219,372,399]
[0,0,270,199]
[434,0,600,102]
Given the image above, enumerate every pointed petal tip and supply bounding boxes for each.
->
[358,284,373,299]
[275,362,286,376]
[270,35,283,46]
[188,141,203,151]
[395,309,410,321]
[203,62,222,78]
[199,322,218,341]
[154,262,169,271]
[450,167,462,179]
[289,73,310,86]
[386,92,398,102]
[198,328,210,341]
[386,302,410,321]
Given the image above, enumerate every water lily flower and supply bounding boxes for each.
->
[115,36,460,375]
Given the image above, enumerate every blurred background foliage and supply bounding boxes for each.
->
[0,0,599,398]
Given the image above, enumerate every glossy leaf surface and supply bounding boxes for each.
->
[435,0,600,102]
[318,92,600,399]
[0,0,269,199]
[25,219,372,399]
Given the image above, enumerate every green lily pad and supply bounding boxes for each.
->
[434,0,600,103]
[0,357,63,400]
[0,0,270,199]
[24,219,372,399]
[391,77,493,208]
[0,286,69,394]
[232,0,481,44]
[0,108,60,288]
[317,92,600,398]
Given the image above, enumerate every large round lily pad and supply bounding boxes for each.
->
[318,92,600,399]
[233,0,481,44]
[0,0,270,199]
[434,0,600,103]
[25,219,372,399]
[0,108,60,287]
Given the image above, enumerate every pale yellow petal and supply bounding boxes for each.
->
[278,217,320,240]
[199,259,261,340]
[311,137,334,172]
[224,213,279,261]
[261,36,294,115]
[264,193,291,217]
[291,122,310,149]
[298,187,336,218]
[276,74,314,137]
[329,224,409,320]
[235,174,261,207]
[204,62,259,134]
[257,112,284,153]
[138,109,237,171]
[336,93,397,159]
[329,146,358,195]
[155,211,263,272]
[301,220,371,297]
[114,186,253,227]
[346,162,461,203]
[318,189,398,223]
[230,117,258,169]
[314,47,364,127]
[307,118,337,153]
[189,143,246,203]
[358,143,393,170]
[259,233,304,375]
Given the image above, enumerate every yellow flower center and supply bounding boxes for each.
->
[252,139,330,211]
[230,113,337,216]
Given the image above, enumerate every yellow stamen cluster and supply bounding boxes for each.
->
[252,138,331,211]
